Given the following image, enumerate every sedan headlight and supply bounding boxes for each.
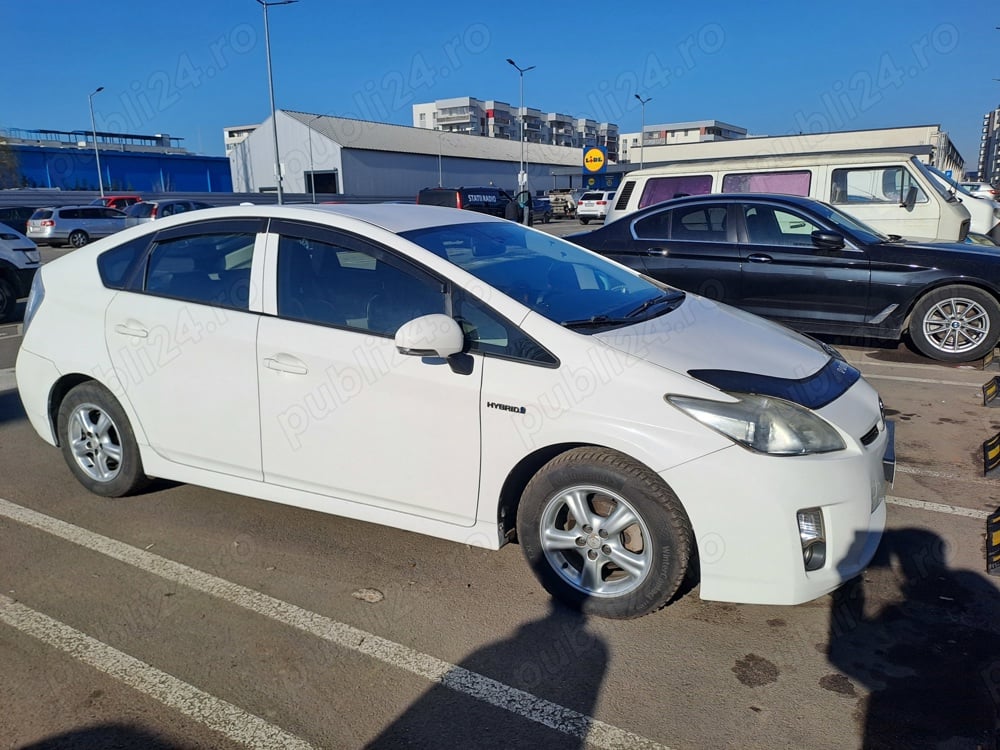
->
[666,392,846,455]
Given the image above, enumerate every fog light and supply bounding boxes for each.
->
[797,508,826,572]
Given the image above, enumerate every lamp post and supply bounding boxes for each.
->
[307,112,324,203]
[507,58,535,226]
[88,87,105,198]
[257,0,297,205]
[634,94,652,169]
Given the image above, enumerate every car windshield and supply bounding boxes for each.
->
[400,221,680,329]
[808,201,889,244]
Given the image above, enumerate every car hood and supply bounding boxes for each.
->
[594,295,836,390]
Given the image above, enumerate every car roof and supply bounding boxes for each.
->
[125,202,511,234]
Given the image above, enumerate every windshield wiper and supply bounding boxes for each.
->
[561,315,634,329]
[625,291,686,317]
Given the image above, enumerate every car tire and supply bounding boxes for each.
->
[57,382,151,498]
[0,277,15,322]
[517,447,693,619]
[579,218,590,225]
[68,230,90,249]
[908,284,1000,362]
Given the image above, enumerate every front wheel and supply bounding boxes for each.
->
[517,447,693,619]
[68,230,89,249]
[0,277,15,322]
[908,285,1000,362]
[57,382,151,497]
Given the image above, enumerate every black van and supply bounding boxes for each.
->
[416,186,522,220]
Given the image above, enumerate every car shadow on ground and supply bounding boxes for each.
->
[828,527,1000,748]
[16,723,186,749]
[0,387,26,426]
[364,601,608,749]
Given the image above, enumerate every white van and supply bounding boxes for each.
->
[606,151,971,242]
[924,165,1000,243]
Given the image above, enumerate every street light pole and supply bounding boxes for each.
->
[88,87,105,198]
[507,58,535,226]
[257,0,297,205]
[307,112,323,203]
[634,94,652,170]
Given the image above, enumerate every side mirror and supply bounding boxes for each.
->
[900,185,918,210]
[811,230,845,250]
[395,314,465,358]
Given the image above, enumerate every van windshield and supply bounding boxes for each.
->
[401,221,680,330]
[910,157,956,203]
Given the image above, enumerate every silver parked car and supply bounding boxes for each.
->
[124,199,214,228]
[26,206,126,248]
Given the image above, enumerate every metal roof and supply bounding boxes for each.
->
[283,110,582,167]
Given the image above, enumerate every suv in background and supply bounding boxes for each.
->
[90,195,143,210]
[0,222,40,321]
[576,190,616,224]
[959,181,999,201]
[26,206,126,248]
[124,199,214,228]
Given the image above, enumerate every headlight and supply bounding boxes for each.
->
[666,392,847,455]
[21,271,44,335]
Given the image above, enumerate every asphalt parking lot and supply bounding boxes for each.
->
[1,223,999,749]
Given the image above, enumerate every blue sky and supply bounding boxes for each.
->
[1,1,995,169]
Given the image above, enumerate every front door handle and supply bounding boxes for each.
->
[114,321,149,338]
[747,253,773,263]
[263,355,308,375]
[644,247,668,257]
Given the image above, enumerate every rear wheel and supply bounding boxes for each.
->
[579,217,590,225]
[908,285,1000,362]
[68,230,89,248]
[517,447,693,619]
[57,382,150,497]
[0,277,15,322]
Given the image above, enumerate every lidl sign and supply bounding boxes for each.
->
[583,146,607,174]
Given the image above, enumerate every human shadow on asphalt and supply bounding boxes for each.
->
[827,527,1000,749]
[17,722,185,749]
[364,602,608,750]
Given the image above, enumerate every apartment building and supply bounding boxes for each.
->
[413,98,619,161]
[977,106,1000,185]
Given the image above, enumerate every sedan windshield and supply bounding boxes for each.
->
[401,221,679,328]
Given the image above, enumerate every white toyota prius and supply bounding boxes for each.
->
[15,204,893,619]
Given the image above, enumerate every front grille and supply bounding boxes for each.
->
[860,423,879,446]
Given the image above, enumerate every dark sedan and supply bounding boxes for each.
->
[568,193,1000,363]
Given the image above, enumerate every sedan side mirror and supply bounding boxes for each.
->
[811,230,845,250]
[395,314,465,358]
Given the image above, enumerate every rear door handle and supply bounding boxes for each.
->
[747,253,773,263]
[263,355,308,375]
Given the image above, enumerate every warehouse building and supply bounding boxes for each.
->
[227,110,584,198]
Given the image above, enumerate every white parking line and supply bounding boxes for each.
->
[863,373,984,387]
[0,498,672,750]
[886,495,991,520]
[0,367,15,392]
[0,594,314,749]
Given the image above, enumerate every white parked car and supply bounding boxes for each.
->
[960,181,998,201]
[0,222,40,321]
[576,190,616,224]
[15,204,892,618]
